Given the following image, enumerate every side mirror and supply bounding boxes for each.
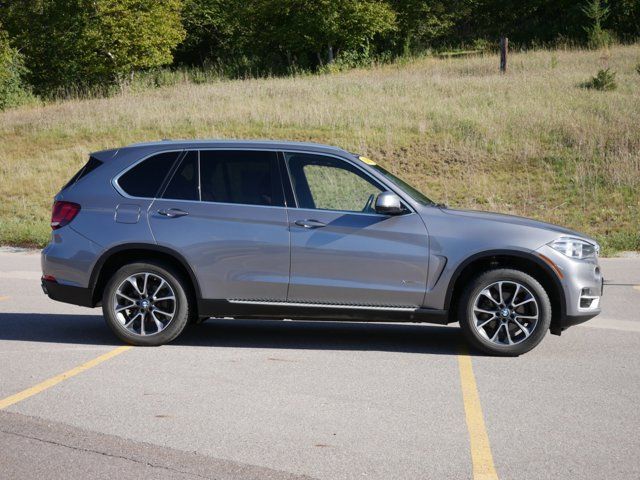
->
[375,192,403,215]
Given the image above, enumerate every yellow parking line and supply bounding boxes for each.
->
[458,349,499,480]
[0,346,132,410]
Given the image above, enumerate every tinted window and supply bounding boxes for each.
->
[118,151,180,198]
[162,151,199,201]
[286,153,382,212]
[200,150,283,207]
[61,156,103,191]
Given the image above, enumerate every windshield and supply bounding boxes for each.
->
[369,163,437,207]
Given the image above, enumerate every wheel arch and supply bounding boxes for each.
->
[89,243,201,307]
[445,249,566,333]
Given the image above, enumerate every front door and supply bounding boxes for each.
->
[149,150,290,301]
[284,152,429,308]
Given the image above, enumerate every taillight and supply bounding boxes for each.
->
[51,201,81,230]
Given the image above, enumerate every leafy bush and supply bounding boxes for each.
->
[471,38,493,52]
[580,68,617,90]
[0,28,36,110]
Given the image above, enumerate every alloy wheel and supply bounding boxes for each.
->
[113,272,176,336]
[472,281,539,346]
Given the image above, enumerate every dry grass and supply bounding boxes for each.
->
[1,44,639,252]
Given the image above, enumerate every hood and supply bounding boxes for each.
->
[441,208,596,243]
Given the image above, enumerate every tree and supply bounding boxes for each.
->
[388,0,458,55]
[246,0,396,68]
[582,0,612,48]
[607,0,640,42]
[176,0,246,66]
[3,0,185,95]
[87,0,186,85]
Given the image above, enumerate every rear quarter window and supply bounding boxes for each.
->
[117,151,181,198]
[61,156,103,191]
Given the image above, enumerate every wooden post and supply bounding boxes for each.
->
[499,37,508,73]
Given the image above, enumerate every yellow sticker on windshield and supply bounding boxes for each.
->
[359,156,377,166]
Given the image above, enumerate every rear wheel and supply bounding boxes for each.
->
[102,261,192,346]
[457,268,551,356]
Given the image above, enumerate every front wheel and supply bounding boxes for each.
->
[457,269,551,356]
[102,261,192,346]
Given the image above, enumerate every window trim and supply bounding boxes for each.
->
[281,150,416,216]
[277,151,296,208]
[113,147,415,214]
[144,148,286,209]
[112,149,184,200]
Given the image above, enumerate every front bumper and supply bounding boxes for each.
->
[563,312,601,329]
[41,278,94,308]
[536,245,603,334]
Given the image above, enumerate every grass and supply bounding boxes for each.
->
[1,44,639,254]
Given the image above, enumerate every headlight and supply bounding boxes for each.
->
[548,237,599,259]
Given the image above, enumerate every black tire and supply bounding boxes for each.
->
[102,261,192,346]
[457,268,551,356]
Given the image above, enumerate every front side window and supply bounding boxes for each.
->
[285,153,383,213]
[200,150,283,207]
[118,151,180,198]
[368,163,436,207]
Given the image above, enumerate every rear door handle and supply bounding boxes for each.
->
[294,219,326,229]
[157,208,189,218]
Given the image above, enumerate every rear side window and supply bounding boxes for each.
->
[162,151,199,201]
[200,150,283,207]
[117,151,180,198]
[61,156,103,191]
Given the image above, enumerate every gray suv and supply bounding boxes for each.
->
[42,140,602,355]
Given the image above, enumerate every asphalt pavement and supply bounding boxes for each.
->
[1,248,639,479]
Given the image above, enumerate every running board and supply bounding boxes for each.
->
[198,299,450,324]
[228,299,417,312]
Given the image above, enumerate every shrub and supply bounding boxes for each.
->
[580,68,617,90]
[0,28,35,110]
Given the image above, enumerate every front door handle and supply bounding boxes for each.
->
[157,208,189,218]
[294,219,326,229]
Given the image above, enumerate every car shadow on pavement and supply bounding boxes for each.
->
[178,318,465,356]
[0,313,468,356]
[0,313,120,346]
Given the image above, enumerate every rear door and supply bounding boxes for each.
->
[149,150,290,301]
[284,152,429,307]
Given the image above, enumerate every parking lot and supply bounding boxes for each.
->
[1,248,639,479]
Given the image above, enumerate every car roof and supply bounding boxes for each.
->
[92,139,351,160]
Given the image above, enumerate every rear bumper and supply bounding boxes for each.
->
[41,278,94,308]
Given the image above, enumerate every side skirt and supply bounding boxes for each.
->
[197,299,450,324]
